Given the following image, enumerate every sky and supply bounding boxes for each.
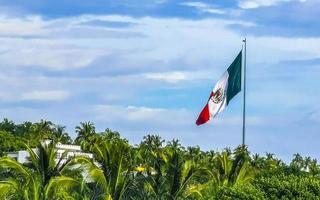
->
[0,0,320,161]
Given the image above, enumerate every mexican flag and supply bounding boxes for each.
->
[196,51,242,126]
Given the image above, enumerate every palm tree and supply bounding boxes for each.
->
[0,118,15,133]
[165,140,202,200]
[251,153,263,168]
[214,152,253,186]
[52,125,72,144]
[205,146,255,188]
[304,156,312,172]
[0,141,88,200]
[86,137,134,200]
[186,146,203,163]
[32,120,53,135]
[74,122,96,149]
[309,159,320,177]
[290,153,305,174]
[0,157,40,200]
[137,135,167,199]
[199,147,256,199]
[15,121,33,137]
[134,137,202,200]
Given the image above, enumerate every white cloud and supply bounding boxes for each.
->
[0,14,250,72]
[145,71,188,83]
[0,15,121,71]
[0,43,105,70]
[0,15,48,37]
[126,106,168,121]
[21,90,70,101]
[180,2,226,14]
[92,104,192,126]
[143,71,213,83]
[238,0,305,9]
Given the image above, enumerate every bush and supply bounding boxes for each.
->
[216,184,266,200]
[253,174,320,200]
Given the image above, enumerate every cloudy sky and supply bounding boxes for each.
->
[0,0,319,161]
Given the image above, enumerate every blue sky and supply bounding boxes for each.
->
[0,0,320,161]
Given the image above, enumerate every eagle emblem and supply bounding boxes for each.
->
[212,88,224,104]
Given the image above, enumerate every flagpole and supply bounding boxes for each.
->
[242,38,247,146]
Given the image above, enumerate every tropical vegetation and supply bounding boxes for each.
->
[1,118,320,199]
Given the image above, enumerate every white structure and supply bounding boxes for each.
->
[55,142,93,161]
[7,150,30,164]
[7,141,93,164]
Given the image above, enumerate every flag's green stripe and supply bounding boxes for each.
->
[226,51,242,105]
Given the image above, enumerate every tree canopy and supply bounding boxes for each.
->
[1,118,320,199]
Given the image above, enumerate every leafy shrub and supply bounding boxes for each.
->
[253,174,320,200]
[215,184,266,200]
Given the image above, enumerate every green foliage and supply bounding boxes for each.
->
[208,146,255,187]
[253,174,320,199]
[74,121,96,149]
[1,118,320,199]
[0,141,90,200]
[0,131,27,156]
[215,184,266,200]
[89,136,133,200]
[0,119,72,156]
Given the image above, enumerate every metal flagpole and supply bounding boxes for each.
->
[242,38,247,146]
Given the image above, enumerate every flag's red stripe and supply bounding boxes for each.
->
[196,91,215,126]
[196,103,210,126]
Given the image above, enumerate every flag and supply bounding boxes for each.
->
[196,51,242,126]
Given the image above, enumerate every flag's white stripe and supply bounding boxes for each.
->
[208,71,229,120]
